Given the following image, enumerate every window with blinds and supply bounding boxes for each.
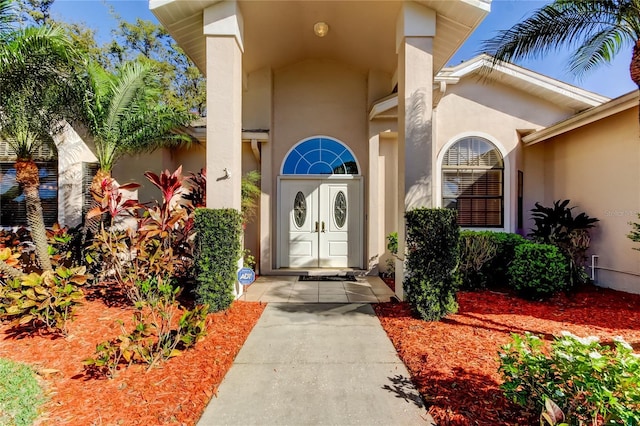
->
[442,137,504,227]
[0,141,58,227]
[0,161,58,227]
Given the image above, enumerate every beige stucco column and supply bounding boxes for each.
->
[395,2,436,300]
[204,2,244,210]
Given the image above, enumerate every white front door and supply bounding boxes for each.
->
[280,178,361,268]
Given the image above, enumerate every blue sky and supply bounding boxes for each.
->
[50,0,636,99]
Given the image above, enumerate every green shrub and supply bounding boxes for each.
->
[193,208,242,312]
[499,332,640,425]
[459,231,497,290]
[0,267,88,335]
[487,232,527,286]
[0,358,45,426]
[404,208,460,321]
[459,231,527,290]
[508,243,569,299]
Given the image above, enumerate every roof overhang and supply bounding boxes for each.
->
[437,54,610,112]
[150,0,490,76]
[522,90,639,146]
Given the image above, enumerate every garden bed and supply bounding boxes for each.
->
[0,288,264,425]
[375,285,640,425]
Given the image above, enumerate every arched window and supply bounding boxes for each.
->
[442,137,504,227]
[282,137,358,175]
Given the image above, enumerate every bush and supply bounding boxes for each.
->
[404,208,460,321]
[459,231,497,290]
[508,243,569,299]
[459,231,527,290]
[0,358,45,426]
[193,208,242,312]
[487,232,527,286]
[0,267,88,335]
[499,332,640,425]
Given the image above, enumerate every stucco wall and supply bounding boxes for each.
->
[525,106,640,293]
[113,149,176,204]
[435,80,576,232]
[272,59,368,172]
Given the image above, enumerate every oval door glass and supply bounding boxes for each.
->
[293,191,306,228]
[334,191,347,228]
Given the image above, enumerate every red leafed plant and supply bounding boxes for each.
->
[87,177,141,224]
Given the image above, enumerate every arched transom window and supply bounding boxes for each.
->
[442,137,504,227]
[282,137,358,175]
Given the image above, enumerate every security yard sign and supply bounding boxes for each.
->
[238,267,256,286]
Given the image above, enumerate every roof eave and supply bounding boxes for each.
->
[522,90,639,146]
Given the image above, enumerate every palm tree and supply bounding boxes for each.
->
[0,0,13,34]
[81,60,192,226]
[481,0,640,93]
[0,18,84,272]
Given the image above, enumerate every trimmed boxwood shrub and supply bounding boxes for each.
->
[508,243,570,300]
[193,208,243,312]
[404,208,460,321]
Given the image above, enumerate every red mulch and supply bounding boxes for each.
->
[0,290,265,425]
[374,285,640,425]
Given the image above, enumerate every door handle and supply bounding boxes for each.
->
[315,221,319,233]
[321,221,326,233]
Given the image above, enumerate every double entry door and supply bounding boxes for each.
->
[279,178,361,268]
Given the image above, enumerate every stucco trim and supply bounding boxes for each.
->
[522,90,639,145]
[435,131,512,232]
[438,54,609,109]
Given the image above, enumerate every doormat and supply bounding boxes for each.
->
[298,275,357,282]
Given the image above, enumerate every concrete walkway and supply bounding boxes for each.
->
[240,275,396,303]
[197,302,435,426]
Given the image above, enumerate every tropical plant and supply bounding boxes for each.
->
[0,21,84,272]
[0,0,14,34]
[628,213,640,250]
[182,168,206,209]
[528,200,598,287]
[241,170,261,225]
[499,331,640,424]
[0,266,88,335]
[481,0,640,104]
[82,60,192,193]
[87,168,194,301]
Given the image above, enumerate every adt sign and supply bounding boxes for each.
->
[237,267,256,286]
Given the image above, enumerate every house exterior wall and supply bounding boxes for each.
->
[434,80,576,232]
[113,149,175,204]
[524,106,640,293]
[269,59,369,270]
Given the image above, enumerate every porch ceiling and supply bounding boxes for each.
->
[150,0,490,76]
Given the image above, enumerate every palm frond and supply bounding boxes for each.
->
[101,61,151,142]
[481,0,637,69]
[0,0,16,36]
[569,27,625,76]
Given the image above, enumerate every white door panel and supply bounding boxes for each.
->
[280,179,361,268]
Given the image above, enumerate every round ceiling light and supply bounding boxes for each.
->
[314,22,329,37]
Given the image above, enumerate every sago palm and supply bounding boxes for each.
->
[81,60,192,227]
[0,22,83,272]
[481,0,640,93]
